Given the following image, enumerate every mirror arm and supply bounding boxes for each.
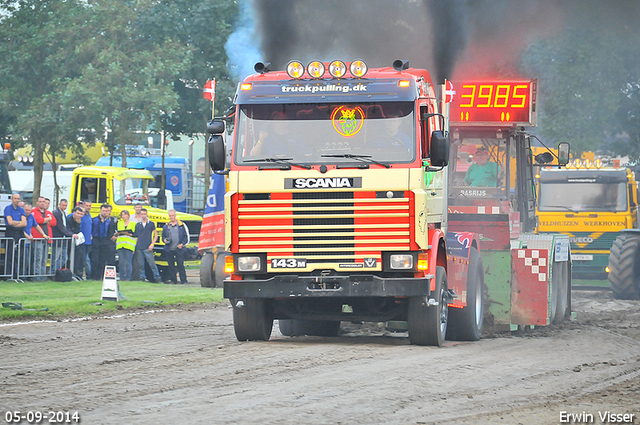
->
[529,134,560,161]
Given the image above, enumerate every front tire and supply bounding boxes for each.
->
[608,233,640,300]
[447,247,484,341]
[232,298,273,341]
[408,266,448,346]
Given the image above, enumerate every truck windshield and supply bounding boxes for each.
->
[113,177,150,206]
[234,102,415,166]
[538,182,628,212]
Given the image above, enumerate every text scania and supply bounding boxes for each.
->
[294,178,353,189]
[281,84,368,94]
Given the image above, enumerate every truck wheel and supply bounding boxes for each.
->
[157,265,169,283]
[548,260,560,324]
[278,319,299,336]
[408,266,448,346]
[199,252,215,288]
[215,252,228,287]
[552,261,569,324]
[447,247,484,341]
[232,298,273,341]
[608,233,640,300]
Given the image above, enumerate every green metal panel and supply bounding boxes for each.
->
[482,250,512,331]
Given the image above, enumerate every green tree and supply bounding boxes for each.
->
[135,0,239,139]
[0,0,90,199]
[521,3,640,161]
[0,0,197,198]
[63,1,191,166]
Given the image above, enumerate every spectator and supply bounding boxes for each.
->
[116,210,136,281]
[31,196,56,280]
[4,193,26,279]
[66,206,85,278]
[463,146,500,187]
[21,203,46,278]
[132,208,161,283]
[44,198,51,211]
[90,203,117,280]
[131,203,143,223]
[162,209,189,284]
[80,201,93,278]
[52,199,73,271]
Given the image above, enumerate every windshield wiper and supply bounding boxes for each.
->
[321,154,390,169]
[542,205,578,212]
[244,157,311,170]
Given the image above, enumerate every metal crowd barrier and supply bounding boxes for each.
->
[0,237,14,280]
[2,237,76,282]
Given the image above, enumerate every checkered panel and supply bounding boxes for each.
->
[511,248,550,326]
[516,249,548,282]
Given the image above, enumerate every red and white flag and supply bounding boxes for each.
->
[444,80,455,103]
[203,79,216,101]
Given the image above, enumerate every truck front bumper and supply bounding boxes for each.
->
[223,274,434,299]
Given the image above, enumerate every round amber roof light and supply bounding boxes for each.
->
[329,60,347,78]
[286,60,305,79]
[350,59,368,78]
[307,61,325,79]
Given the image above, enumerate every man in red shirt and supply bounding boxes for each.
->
[31,196,56,280]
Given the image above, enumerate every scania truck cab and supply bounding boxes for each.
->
[206,59,483,346]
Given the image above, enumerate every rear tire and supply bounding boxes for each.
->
[552,261,569,324]
[608,233,640,300]
[215,252,228,287]
[278,319,298,336]
[199,252,215,288]
[447,247,484,341]
[408,266,448,346]
[232,298,273,341]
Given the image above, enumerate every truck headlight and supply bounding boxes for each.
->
[237,256,261,272]
[390,254,413,270]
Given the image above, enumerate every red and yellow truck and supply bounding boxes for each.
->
[205,59,485,346]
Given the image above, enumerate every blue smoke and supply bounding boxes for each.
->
[225,0,262,82]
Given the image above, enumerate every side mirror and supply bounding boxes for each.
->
[206,119,225,135]
[208,135,226,171]
[557,142,570,166]
[535,152,554,165]
[429,131,450,167]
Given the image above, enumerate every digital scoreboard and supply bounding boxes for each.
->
[449,80,537,126]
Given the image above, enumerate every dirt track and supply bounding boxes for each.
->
[1,290,639,425]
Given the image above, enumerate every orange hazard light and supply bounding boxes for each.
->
[417,253,428,271]
[225,256,235,274]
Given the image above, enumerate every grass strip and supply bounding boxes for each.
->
[0,279,223,320]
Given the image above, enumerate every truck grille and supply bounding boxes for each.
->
[235,191,411,266]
